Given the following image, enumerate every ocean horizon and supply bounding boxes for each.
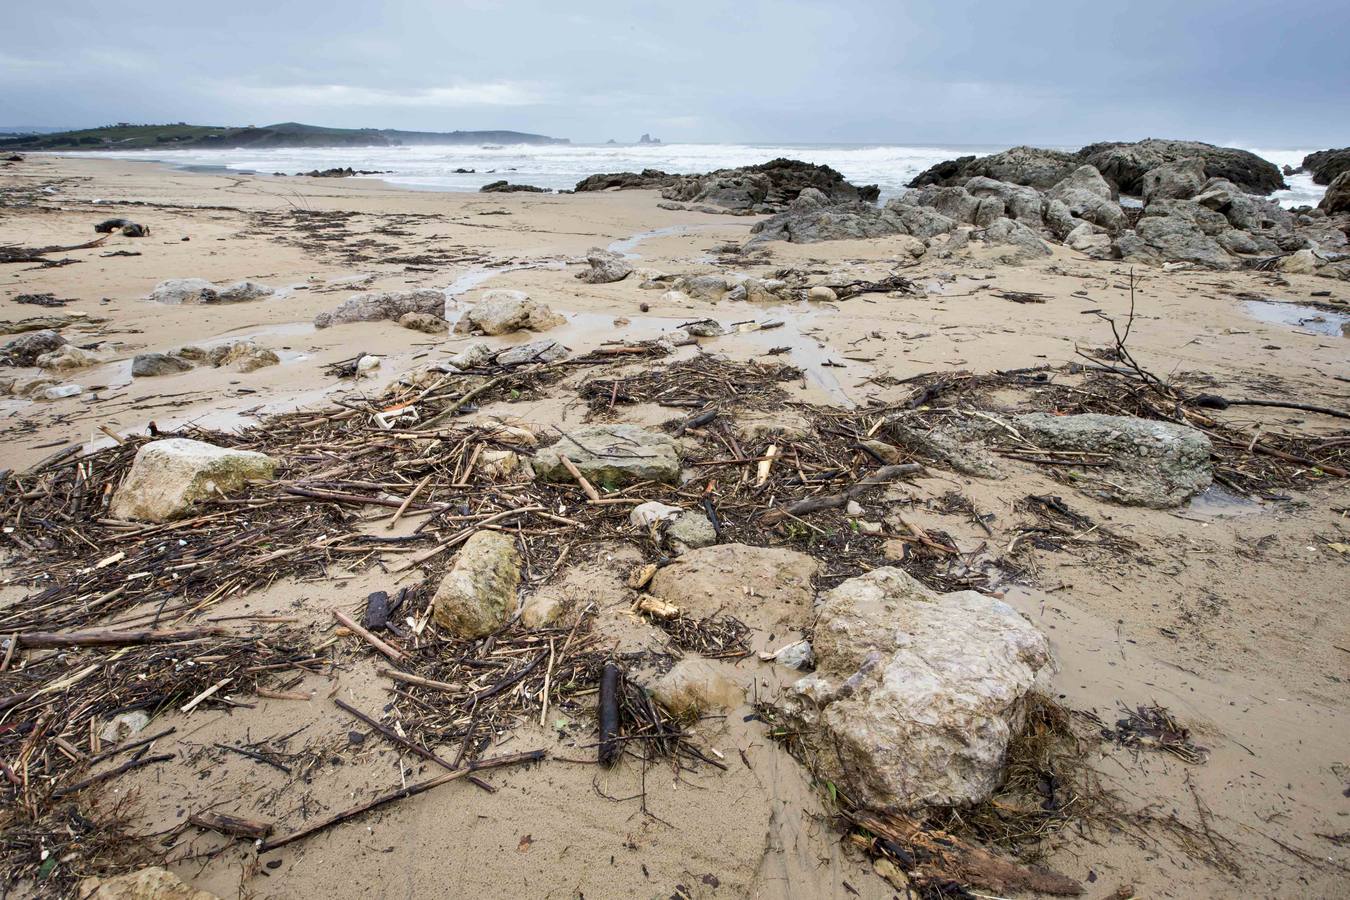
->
[65,141,1328,208]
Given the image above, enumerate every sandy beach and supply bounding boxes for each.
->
[1,154,1347,899]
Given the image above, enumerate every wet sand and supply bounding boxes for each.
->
[1,155,1348,898]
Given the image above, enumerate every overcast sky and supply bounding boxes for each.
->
[1,0,1344,147]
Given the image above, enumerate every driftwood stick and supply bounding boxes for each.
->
[334,698,458,771]
[189,810,273,840]
[12,626,228,650]
[379,668,465,695]
[332,610,403,661]
[87,726,176,765]
[386,474,432,529]
[598,663,621,768]
[557,454,601,501]
[53,753,175,797]
[762,463,923,524]
[258,748,546,852]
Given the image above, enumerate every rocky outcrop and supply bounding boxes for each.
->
[577,158,878,214]
[784,567,1052,810]
[131,352,192,377]
[314,289,445,328]
[110,439,276,522]
[534,424,680,488]
[749,188,957,245]
[1077,139,1286,195]
[0,329,67,366]
[908,146,1079,191]
[1301,148,1350,185]
[1320,171,1350,215]
[1013,413,1212,507]
[479,181,549,193]
[466,290,564,335]
[573,169,678,192]
[913,141,1285,197]
[575,247,634,284]
[431,531,521,637]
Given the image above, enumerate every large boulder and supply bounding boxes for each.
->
[749,192,957,245]
[1047,165,1126,233]
[534,424,680,488]
[648,543,819,637]
[980,217,1052,258]
[1077,139,1286,195]
[785,567,1052,810]
[575,247,633,284]
[963,177,1047,225]
[80,867,218,900]
[431,531,521,637]
[908,146,1079,191]
[0,329,67,366]
[1301,148,1350,185]
[1013,413,1212,507]
[131,352,192,377]
[110,438,276,522]
[573,169,678,192]
[314,289,446,328]
[467,290,564,335]
[1140,157,1207,203]
[1119,216,1234,268]
[1319,171,1350,215]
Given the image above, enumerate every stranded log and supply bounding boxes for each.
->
[598,662,621,768]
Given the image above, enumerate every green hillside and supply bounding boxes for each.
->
[0,122,568,151]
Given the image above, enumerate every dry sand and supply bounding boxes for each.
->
[1,155,1347,898]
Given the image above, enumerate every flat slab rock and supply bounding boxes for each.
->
[1013,412,1212,507]
[648,543,820,636]
[785,567,1052,811]
[534,424,680,489]
[110,438,276,523]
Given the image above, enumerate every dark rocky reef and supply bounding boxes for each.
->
[1301,148,1350,186]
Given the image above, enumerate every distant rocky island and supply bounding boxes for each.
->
[0,121,569,151]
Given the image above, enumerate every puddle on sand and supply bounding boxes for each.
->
[1242,299,1349,337]
[1183,485,1265,519]
[606,224,723,259]
[715,305,864,406]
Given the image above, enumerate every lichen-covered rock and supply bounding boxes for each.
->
[1047,165,1126,233]
[110,438,276,523]
[665,511,718,554]
[131,352,193,377]
[1014,412,1212,507]
[208,340,279,372]
[398,311,449,334]
[1122,216,1234,268]
[784,567,1052,810]
[0,329,67,366]
[217,280,275,302]
[575,247,634,284]
[80,867,218,900]
[431,531,521,637]
[314,289,446,328]
[673,274,729,300]
[534,424,680,488]
[468,290,565,335]
[1141,157,1207,203]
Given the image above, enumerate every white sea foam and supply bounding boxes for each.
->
[71,142,1326,208]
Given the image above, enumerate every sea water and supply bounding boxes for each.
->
[70,141,1327,207]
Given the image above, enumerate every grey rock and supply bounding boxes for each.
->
[784,567,1052,810]
[1141,198,1231,235]
[216,280,275,302]
[1,329,68,367]
[980,217,1052,257]
[1301,148,1350,186]
[908,146,1079,190]
[535,424,680,488]
[1319,171,1350,215]
[575,247,634,284]
[147,278,218,305]
[131,353,192,377]
[1047,166,1126,233]
[314,289,446,328]
[964,177,1046,224]
[1065,222,1114,258]
[1013,412,1212,507]
[1141,157,1207,203]
[673,274,729,300]
[1124,216,1234,268]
